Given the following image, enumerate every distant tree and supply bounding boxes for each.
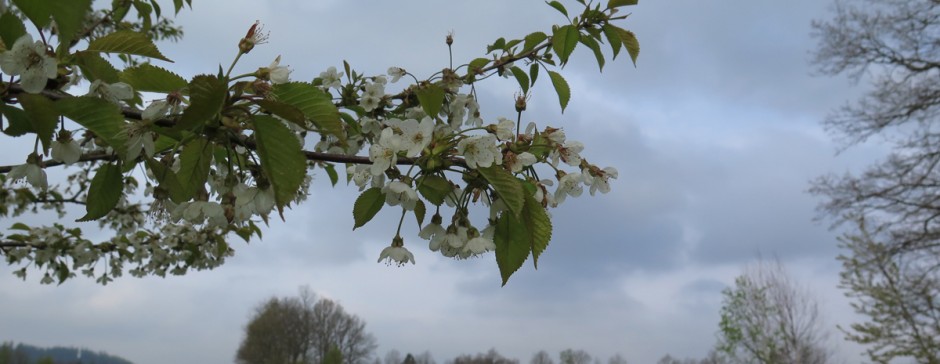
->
[403,354,418,364]
[715,259,830,364]
[323,345,344,364]
[558,350,591,364]
[236,287,377,364]
[811,0,940,361]
[531,351,554,364]
[451,349,518,364]
[415,351,437,364]
[385,350,403,364]
[656,354,680,364]
[36,356,53,364]
[607,354,627,364]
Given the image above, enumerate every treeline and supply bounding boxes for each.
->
[0,342,133,364]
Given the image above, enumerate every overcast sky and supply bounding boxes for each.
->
[0,1,886,363]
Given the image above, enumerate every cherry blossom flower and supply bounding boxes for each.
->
[552,141,584,167]
[464,235,496,255]
[50,130,82,165]
[87,80,134,105]
[583,166,619,195]
[360,81,385,111]
[387,67,406,83]
[494,117,515,140]
[7,155,47,190]
[265,55,291,84]
[402,117,434,157]
[554,172,583,205]
[0,34,57,94]
[505,151,536,173]
[383,180,418,210]
[457,134,501,169]
[378,236,415,266]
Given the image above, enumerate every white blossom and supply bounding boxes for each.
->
[266,55,291,84]
[50,139,82,165]
[494,117,515,140]
[387,67,406,83]
[87,80,134,104]
[319,66,343,89]
[8,161,47,190]
[377,245,415,266]
[0,34,57,94]
[506,151,536,173]
[360,81,385,112]
[457,134,501,169]
[554,172,583,205]
[583,166,618,195]
[383,180,418,210]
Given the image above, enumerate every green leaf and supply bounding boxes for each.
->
[254,99,306,127]
[529,63,540,85]
[614,26,640,66]
[510,66,530,94]
[353,187,385,230]
[11,0,52,28]
[1,104,32,137]
[416,174,451,206]
[86,30,173,62]
[494,212,531,286]
[602,24,623,60]
[579,36,606,71]
[323,163,339,187]
[145,158,188,203]
[607,0,638,9]
[547,71,571,113]
[477,165,524,218]
[77,163,123,222]
[545,0,568,17]
[253,115,307,215]
[415,83,445,119]
[552,25,580,65]
[74,51,121,83]
[120,64,187,93]
[18,94,59,153]
[49,0,93,46]
[57,97,127,153]
[176,75,227,131]
[523,194,552,268]
[522,31,548,53]
[0,11,26,48]
[467,58,490,76]
[176,138,213,201]
[414,199,426,227]
[271,83,345,141]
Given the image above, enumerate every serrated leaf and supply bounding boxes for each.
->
[0,12,26,48]
[272,83,345,141]
[74,51,121,83]
[176,75,227,131]
[18,94,59,153]
[253,115,307,215]
[494,212,531,286]
[579,36,605,71]
[415,83,445,119]
[323,163,339,186]
[477,166,524,218]
[487,37,506,53]
[49,0,93,46]
[552,25,580,65]
[607,0,638,9]
[601,27,622,61]
[56,96,127,153]
[614,26,640,66]
[176,138,212,201]
[11,0,52,28]
[523,194,552,268]
[77,163,123,221]
[416,174,452,206]
[120,64,187,93]
[414,199,426,227]
[510,66,530,94]
[1,104,32,137]
[522,32,548,54]
[86,30,173,62]
[254,99,306,127]
[145,158,188,203]
[353,187,384,230]
[545,0,568,17]
[547,71,571,113]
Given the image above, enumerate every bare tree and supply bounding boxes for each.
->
[606,354,627,364]
[385,350,403,364]
[415,351,437,364]
[235,288,377,364]
[811,1,940,362]
[531,351,554,364]
[451,349,519,364]
[558,350,591,364]
[715,259,830,364]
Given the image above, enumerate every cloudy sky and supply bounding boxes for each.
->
[0,1,888,363]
